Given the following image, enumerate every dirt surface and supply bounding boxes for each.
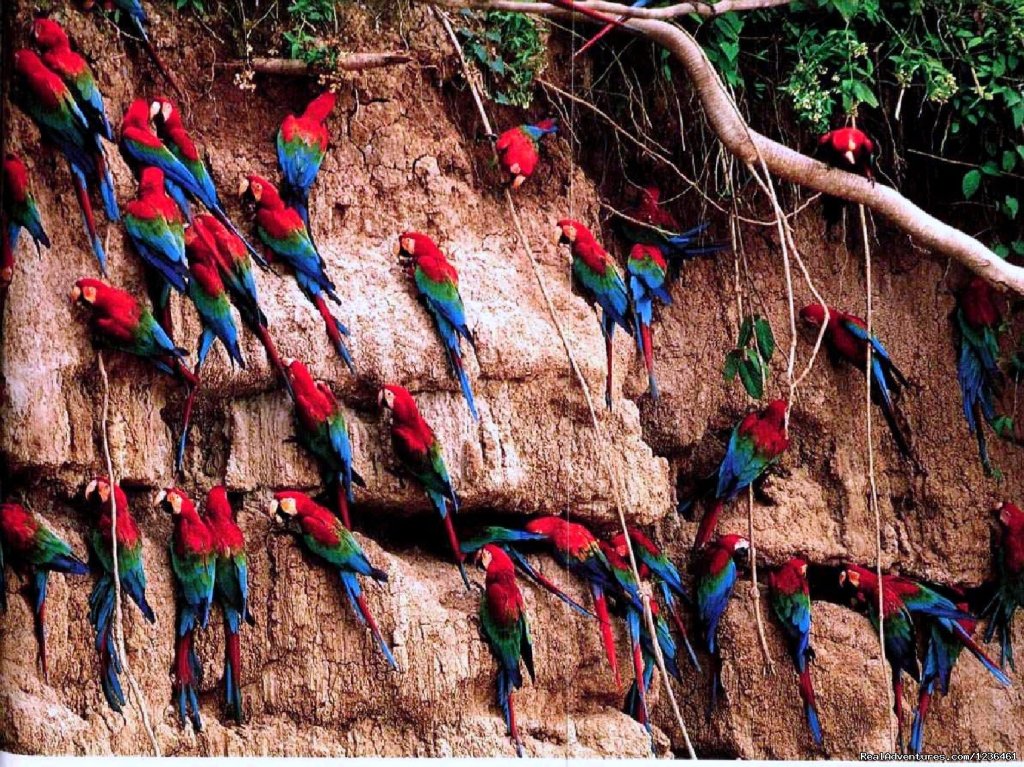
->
[1,2,1022,759]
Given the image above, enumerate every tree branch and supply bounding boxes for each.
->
[428,0,795,19]
[425,0,1024,294]
[217,52,413,76]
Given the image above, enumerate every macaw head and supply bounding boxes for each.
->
[640,186,661,207]
[137,166,165,196]
[396,231,441,265]
[790,557,809,578]
[4,154,29,197]
[155,487,195,518]
[838,564,877,598]
[150,95,180,131]
[303,91,338,123]
[283,358,315,391]
[84,476,112,504]
[204,486,233,522]
[122,98,154,131]
[556,218,588,247]
[377,383,419,423]
[996,501,1024,534]
[799,303,829,329]
[523,515,563,539]
[70,277,106,308]
[763,399,790,428]
[718,534,750,565]
[238,175,279,207]
[478,543,514,574]
[270,490,314,523]
[31,18,68,49]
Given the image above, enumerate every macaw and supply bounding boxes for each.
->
[628,243,671,399]
[378,384,469,589]
[0,502,89,677]
[520,515,626,687]
[695,533,748,712]
[840,564,1009,749]
[397,232,479,420]
[682,399,790,553]
[3,154,51,293]
[814,127,877,233]
[203,486,254,724]
[183,223,245,371]
[909,594,974,755]
[459,526,596,619]
[240,175,355,371]
[150,97,262,262]
[94,0,181,95]
[276,91,336,228]
[157,487,216,731]
[618,186,724,262]
[83,477,156,712]
[982,501,1024,670]
[189,214,288,385]
[576,0,650,56]
[32,18,114,142]
[800,303,920,470]
[954,277,1007,475]
[624,595,681,733]
[767,557,822,746]
[599,540,650,727]
[494,119,558,189]
[12,49,117,272]
[476,544,535,758]
[557,218,634,410]
[609,526,699,670]
[123,165,188,330]
[271,491,396,669]
[284,358,364,528]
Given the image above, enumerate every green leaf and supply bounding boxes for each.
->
[738,317,754,348]
[754,317,775,362]
[723,350,741,381]
[962,169,982,200]
[993,415,1014,438]
[738,356,764,400]
[1003,151,1019,173]
[1005,196,1020,220]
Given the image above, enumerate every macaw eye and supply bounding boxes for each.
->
[401,237,415,255]
[83,286,97,303]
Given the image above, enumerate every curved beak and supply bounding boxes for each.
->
[85,479,98,499]
[161,102,173,121]
[70,285,82,304]
[155,489,168,510]
[149,100,161,120]
[238,178,251,198]
[844,150,856,166]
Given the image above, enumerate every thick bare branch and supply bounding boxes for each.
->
[425,0,1024,293]
[218,52,412,76]
[429,0,794,19]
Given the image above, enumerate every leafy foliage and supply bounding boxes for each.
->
[724,316,775,400]
[282,0,341,67]
[456,10,546,107]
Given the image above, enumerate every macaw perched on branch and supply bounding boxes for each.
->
[189,215,289,386]
[150,97,263,263]
[767,557,822,746]
[13,49,117,272]
[123,165,188,332]
[618,186,724,262]
[695,533,748,713]
[3,154,51,294]
[83,477,156,712]
[0,502,89,678]
[203,487,254,724]
[982,501,1024,670]
[576,0,649,56]
[609,526,699,671]
[495,119,558,189]
[476,544,535,757]
[954,277,1010,475]
[681,399,790,553]
[271,491,396,669]
[814,127,877,233]
[557,218,634,410]
[800,303,922,471]
[277,92,336,229]
[909,594,974,755]
[284,359,364,528]
[240,175,355,371]
[459,527,596,619]
[32,19,114,143]
[521,515,627,688]
[839,564,1009,750]
[378,384,470,589]
[397,232,479,420]
[157,487,216,732]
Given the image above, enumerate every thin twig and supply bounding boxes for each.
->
[98,353,161,756]
[747,486,774,672]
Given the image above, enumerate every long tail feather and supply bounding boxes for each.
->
[254,324,292,396]
[212,206,268,269]
[693,500,723,553]
[605,331,614,411]
[125,16,185,98]
[667,601,701,671]
[173,628,203,731]
[353,592,398,669]
[506,548,595,619]
[451,350,480,421]
[175,367,201,474]
[547,0,628,26]
[950,622,1011,686]
[640,323,658,399]
[799,668,823,746]
[909,687,932,754]
[591,586,621,689]
[442,514,472,591]
[224,625,243,724]
[70,166,107,274]
[335,481,352,530]
[313,294,355,373]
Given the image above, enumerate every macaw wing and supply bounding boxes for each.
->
[697,560,736,651]
[121,131,198,195]
[841,317,909,386]
[124,211,188,291]
[459,527,546,555]
[170,547,215,609]
[573,259,631,324]
[642,551,686,597]
[716,427,760,500]
[414,267,471,341]
[900,585,971,622]
[277,129,324,192]
[480,602,526,685]
[258,225,328,281]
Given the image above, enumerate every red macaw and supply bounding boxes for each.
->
[477,544,535,757]
[982,501,1024,670]
[495,119,558,189]
[397,232,479,420]
[3,154,51,296]
[814,127,877,233]
[557,218,634,410]
[378,384,469,589]
[0,502,89,678]
[276,91,336,229]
